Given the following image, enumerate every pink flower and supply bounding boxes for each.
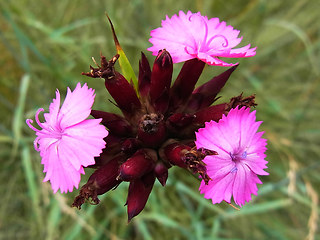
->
[26,83,108,193]
[148,11,256,66]
[195,107,268,206]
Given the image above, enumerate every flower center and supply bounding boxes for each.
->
[139,113,163,133]
[230,151,247,162]
[26,108,63,151]
[229,151,247,173]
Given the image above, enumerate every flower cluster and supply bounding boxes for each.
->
[26,11,267,221]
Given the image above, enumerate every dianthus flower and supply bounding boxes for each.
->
[148,11,256,66]
[195,107,268,206]
[26,83,108,193]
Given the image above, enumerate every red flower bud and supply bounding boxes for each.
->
[88,157,121,195]
[170,58,205,111]
[72,156,122,209]
[105,72,141,117]
[82,54,141,118]
[154,162,168,186]
[186,65,238,112]
[138,52,152,98]
[149,49,173,113]
[126,172,156,222]
[161,142,191,168]
[119,149,156,181]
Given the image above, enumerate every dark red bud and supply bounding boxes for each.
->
[126,172,156,222]
[91,110,132,136]
[193,103,227,125]
[138,52,152,97]
[82,54,140,116]
[105,71,141,117]
[88,157,121,195]
[186,65,238,112]
[72,156,122,209]
[119,149,156,181]
[149,49,173,113]
[162,142,191,168]
[154,162,168,186]
[170,58,205,111]
[137,113,166,148]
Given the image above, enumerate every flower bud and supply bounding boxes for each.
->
[186,65,238,112]
[138,52,152,98]
[105,72,141,117]
[169,58,205,111]
[72,156,122,209]
[82,54,141,118]
[161,142,191,168]
[149,49,173,113]
[119,149,156,181]
[154,162,168,186]
[126,172,156,222]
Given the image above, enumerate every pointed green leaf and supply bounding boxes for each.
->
[107,15,139,96]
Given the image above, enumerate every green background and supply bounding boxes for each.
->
[1,0,319,239]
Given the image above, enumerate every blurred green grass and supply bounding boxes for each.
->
[1,0,319,239]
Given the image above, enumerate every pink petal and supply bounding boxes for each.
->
[224,44,257,58]
[42,141,83,193]
[200,171,235,204]
[62,119,108,169]
[197,52,237,66]
[58,83,95,129]
[44,90,61,130]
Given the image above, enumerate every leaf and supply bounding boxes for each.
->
[106,14,139,96]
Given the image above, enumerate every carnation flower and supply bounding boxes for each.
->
[148,11,256,66]
[26,83,108,193]
[195,107,268,206]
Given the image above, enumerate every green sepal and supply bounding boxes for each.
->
[107,15,139,96]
